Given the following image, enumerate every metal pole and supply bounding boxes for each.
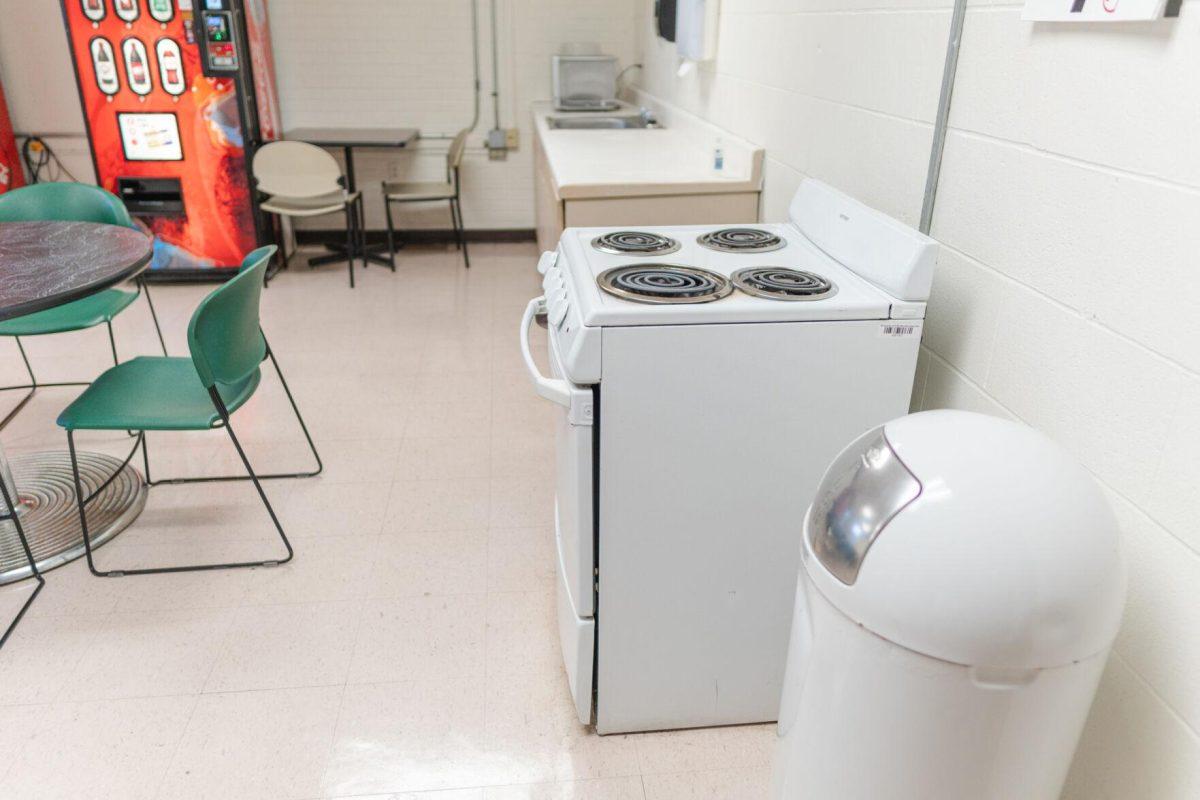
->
[468,0,481,132]
[489,0,501,130]
[919,0,969,235]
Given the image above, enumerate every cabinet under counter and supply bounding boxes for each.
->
[532,100,764,251]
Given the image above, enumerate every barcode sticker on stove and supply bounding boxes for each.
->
[879,323,921,338]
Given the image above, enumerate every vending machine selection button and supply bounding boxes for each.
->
[90,37,121,96]
[114,0,140,24]
[81,0,106,23]
[156,38,187,96]
[149,0,174,23]
[122,38,153,96]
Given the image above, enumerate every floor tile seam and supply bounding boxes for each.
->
[196,607,247,695]
[148,691,203,800]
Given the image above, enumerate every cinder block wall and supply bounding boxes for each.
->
[635,1,1200,795]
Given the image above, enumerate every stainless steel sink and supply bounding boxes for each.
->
[547,115,660,130]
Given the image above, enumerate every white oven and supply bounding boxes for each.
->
[518,179,938,734]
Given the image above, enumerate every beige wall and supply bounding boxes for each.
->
[0,0,96,182]
[0,0,643,230]
[268,0,641,231]
[635,0,1200,795]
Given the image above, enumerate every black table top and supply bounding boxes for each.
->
[0,221,154,322]
[283,127,420,148]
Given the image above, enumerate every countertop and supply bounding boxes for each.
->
[532,101,764,200]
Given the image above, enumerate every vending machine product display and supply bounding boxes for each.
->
[61,0,282,278]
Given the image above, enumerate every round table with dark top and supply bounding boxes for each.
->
[0,221,154,583]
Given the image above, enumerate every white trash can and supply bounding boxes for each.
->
[772,409,1126,800]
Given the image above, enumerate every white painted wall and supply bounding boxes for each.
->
[0,0,97,182]
[268,0,641,230]
[924,6,1200,797]
[0,0,642,230]
[635,0,953,226]
[634,0,1200,795]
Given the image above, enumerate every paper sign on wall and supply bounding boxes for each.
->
[1023,0,1172,21]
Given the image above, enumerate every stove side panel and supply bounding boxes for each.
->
[595,319,922,734]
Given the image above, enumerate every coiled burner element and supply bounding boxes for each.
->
[597,264,733,304]
[731,267,836,301]
[591,231,681,256]
[697,228,786,253]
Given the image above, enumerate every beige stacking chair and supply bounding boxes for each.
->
[253,141,365,287]
[381,129,470,269]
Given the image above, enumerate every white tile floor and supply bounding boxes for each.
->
[0,243,773,800]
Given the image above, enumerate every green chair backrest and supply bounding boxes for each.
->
[0,182,135,228]
[187,246,275,389]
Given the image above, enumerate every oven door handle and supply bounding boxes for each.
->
[521,296,572,408]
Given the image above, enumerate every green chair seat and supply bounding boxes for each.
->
[0,288,139,337]
[57,356,260,431]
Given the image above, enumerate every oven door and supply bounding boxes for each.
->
[522,296,596,724]
[521,296,595,616]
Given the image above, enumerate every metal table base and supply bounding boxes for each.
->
[307,241,395,269]
[0,450,147,584]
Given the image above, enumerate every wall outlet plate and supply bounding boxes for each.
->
[486,128,509,161]
[505,128,519,149]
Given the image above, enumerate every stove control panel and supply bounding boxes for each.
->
[538,249,601,385]
[541,252,570,330]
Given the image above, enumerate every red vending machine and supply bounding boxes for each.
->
[61,0,282,278]
[0,79,24,195]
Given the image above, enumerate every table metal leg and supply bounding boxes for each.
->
[305,144,397,270]
[0,440,147,584]
[0,444,16,513]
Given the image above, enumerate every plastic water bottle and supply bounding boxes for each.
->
[713,138,725,173]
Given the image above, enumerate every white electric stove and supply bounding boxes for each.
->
[520,179,938,734]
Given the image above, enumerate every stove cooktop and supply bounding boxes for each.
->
[730,267,836,302]
[597,264,733,304]
[591,231,681,257]
[560,222,899,325]
[547,179,935,330]
[697,228,786,254]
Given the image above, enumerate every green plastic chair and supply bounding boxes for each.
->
[0,182,167,432]
[58,246,322,577]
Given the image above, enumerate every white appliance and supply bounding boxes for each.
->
[552,55,619,112]
[773,410,1126,799]
[520,179,938,734]
[676,0,720,62]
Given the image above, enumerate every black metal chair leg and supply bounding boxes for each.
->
[140,280,168,356]
[0,337,39,433]
[104,321,140,437]
[455,198,470,268]
[383,195,397,271]
[67,416,293,577]
[357,196,367,264]
[133,337,321,486]
[344,203,356,288]
[262,338,323,477]
[449,199,462,251]
[1,337,95,433]
[105,320,120,367]
[0,477,45,650]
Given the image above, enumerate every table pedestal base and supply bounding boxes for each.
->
[0,451,147,584]
[307,242,395,269]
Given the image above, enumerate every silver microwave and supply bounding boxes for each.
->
[552,55,619,112]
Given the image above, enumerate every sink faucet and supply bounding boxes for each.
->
[639,107,659,128]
